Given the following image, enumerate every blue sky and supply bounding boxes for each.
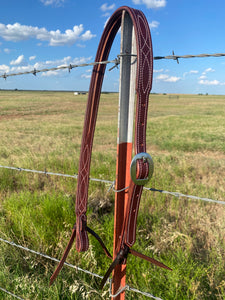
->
[0,0,225,94]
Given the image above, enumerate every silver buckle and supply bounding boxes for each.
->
[130,152,154,186]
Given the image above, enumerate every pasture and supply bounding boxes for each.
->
[0,90,224,299]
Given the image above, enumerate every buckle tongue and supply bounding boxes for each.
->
[130,152,154,185]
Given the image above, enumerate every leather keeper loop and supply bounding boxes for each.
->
[76,214,89,252]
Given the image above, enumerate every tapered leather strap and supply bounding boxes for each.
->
[76,5,153,252]
[50,6,154,286]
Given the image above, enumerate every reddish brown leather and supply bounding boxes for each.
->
[76,5,153,253]
[129,249,172,270]
[50,225,76,285]
[50,5,153,287]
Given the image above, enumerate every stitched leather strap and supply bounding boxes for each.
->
[76,5,153,252]
[50,6,154,286]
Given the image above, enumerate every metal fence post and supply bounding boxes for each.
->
[112,10,137,300]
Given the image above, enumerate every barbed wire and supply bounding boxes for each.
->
[144,187,225,205]
[0,237,162,300]
[0,164,224,205]
[0,57,120,80]
[108,280,163,300]
[0,237,103,279]
[154,52,225,63]
[0,286,25,300]
[0,52,225,79]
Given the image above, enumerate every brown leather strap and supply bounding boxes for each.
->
[129,248,172,270]
[50,224,112,285]
[50,225,76,286]
[75,8,121,252]
[100,246,172,289]
[86,226,112,259]
[100,245,130,290]
[50,5,154,285]
[76,5,153,253]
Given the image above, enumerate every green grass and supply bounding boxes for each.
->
[0,91,225,299]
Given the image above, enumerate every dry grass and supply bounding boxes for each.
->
[0,90,225,299]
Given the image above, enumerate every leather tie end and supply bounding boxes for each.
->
[49,276,55,287]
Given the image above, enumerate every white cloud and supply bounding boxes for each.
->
[102,12,110,17]
[29,55,36,61]
[189,70,198,74]
[153,68,164,73]
[40,0,65,6]
[10,65,33,73]
[165,76,181,82]
[157,74,168,80]
[4,48,11,54]
[183,70,199,77]
[198,79,225,86]
[0,22,96,46]
[76,43,86,48]
[205,68,215,73]
[202,67,215,75]
[100,3,116,12]
[81,69,92,79]
[156,74,180,82]
[0,64,10,74]
[33,56,91,70]
[149,21,160,29]
[199,75,206,80]
[0,23,43,42]
[10,54,26,66]
[0,55,92,77]
[80,30,95,41]
[132,0,166,9]
[81,73,91,79]
[41,70,60,77]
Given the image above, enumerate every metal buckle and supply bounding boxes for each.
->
[130,152,154,185]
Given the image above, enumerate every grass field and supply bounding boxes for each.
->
[0,90,224,299]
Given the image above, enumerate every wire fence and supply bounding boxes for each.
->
[153,52,225,63]
[0,164,224,205]
[0,237,163,300]
[0,50,224,300]
[0,286,25,300]
[1,52,225,79]
[0,58,119,79]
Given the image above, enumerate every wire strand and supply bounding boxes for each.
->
[0,58,119,79]
[0,164,223,205]
[0,237,162,299]
[0,237,103,279]
[1,52,225,79]
[154,52,225,61]
[145,187,225,205]
[0,286,25,300]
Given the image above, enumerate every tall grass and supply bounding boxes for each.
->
[0,91,224,299]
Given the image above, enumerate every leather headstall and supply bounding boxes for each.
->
[50,5,171,289]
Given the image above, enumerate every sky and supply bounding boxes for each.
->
[0,0,225,94]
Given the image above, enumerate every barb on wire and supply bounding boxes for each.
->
[0,58,119,80]
[0,237,162,299]
[0,164,223,205]
[1,52,225,80]
[172,50,179,64]
[154,52,225,61]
